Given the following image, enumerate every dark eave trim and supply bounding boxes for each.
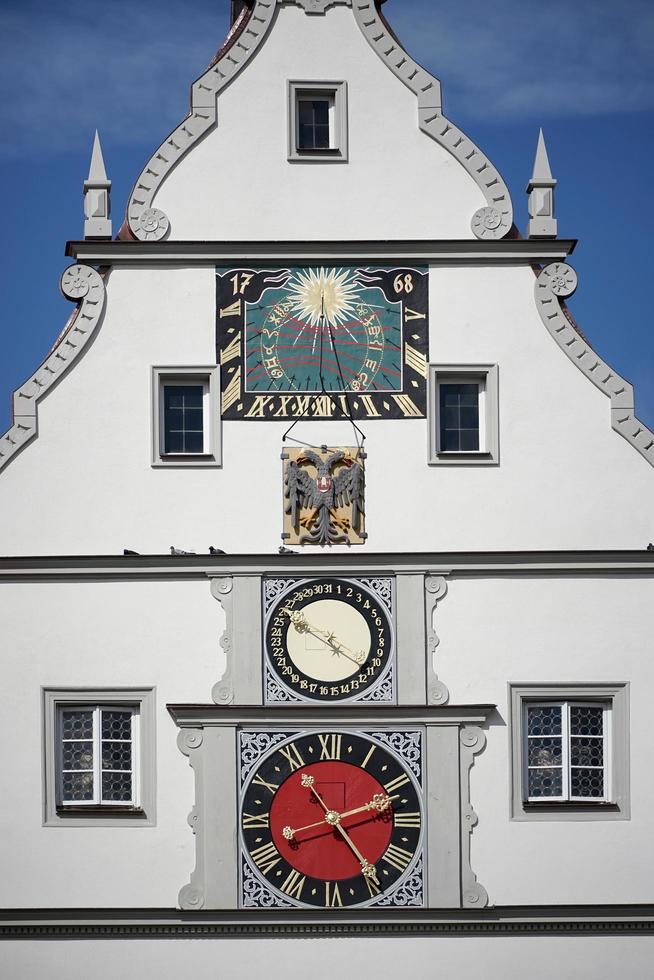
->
[65,239,577,266]
[1,904,653,938]
[0,550,652,581]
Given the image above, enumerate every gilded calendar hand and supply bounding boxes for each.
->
[281,607,366,666]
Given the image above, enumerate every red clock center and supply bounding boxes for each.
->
[269,761,394,881]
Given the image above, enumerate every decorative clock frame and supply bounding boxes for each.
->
[170,706,490,913]
[263,575,395,704]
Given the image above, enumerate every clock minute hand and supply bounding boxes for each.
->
[300,775,379,883]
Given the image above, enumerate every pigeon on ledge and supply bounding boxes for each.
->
[123,549,140,556]
[209,546,226,555]
[170,546,196,555]
[278,546,298,555]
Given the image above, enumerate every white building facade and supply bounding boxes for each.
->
[1,1,653,976]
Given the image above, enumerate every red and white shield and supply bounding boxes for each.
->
[317,476,332,493]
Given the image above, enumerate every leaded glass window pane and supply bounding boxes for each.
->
[439,383,480,451]
[163,384,205,454]
[524,701,608,803]
[58,705,136,807]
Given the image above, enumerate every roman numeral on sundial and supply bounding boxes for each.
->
[220,299,242,318]
[250,841,281,875]
[221,366,241,412]
[404,343,427,377]
[392,394,422,417]
[220,336,241,364]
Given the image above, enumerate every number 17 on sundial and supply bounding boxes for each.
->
[216,266,429,420]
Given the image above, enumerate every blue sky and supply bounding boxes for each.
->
[1,0,653,432]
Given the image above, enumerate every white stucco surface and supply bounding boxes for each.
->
[155,5,486,241]
[3,935,654,980]
[0,262,651,556]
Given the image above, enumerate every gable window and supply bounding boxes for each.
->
[43,688,156,826]
[509,684,629,821]
[288,81,348,162]
[152,366,221,467]
[428,364,499,464]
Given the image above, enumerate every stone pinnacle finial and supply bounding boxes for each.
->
[84,130,112,240]
[526,128,557,239]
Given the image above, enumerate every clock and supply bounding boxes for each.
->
[263,576,395,703]
[216,265,429,420]
[239,728,423,909]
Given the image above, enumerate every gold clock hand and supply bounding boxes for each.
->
[333,822,380,884]
[281,608,366,666]
[282,793,398,841]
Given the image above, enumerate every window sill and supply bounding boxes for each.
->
[289,148,347,163]
[429,450,498,466]
[56,805,146,816]
[523,801,618,811]
[152,453,220,468]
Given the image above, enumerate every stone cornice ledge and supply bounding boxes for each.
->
[0,266,106,473]
[66,239,576,264]
[1,552,653,579]
[1,905,654,938]
[536,264,654,468]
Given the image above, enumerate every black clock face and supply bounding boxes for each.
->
[240,730,423,909]
[264,577,394,703]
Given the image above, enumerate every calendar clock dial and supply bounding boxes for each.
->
[239,730,423,909]
[216,265,428,420]
[264,577,394,703]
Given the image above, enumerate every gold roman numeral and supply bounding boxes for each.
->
[318,733,342,761]
[394,811,421,828]
[242,812,270,829]
[220,299,242,318]
[251,773,279,794]
[404,308,426,322]
[324,881,343,907]
[359,394,381,417]
[221,366,241,413]
[220,335,241,365]
[404,343,427,378]
[250,841,281,875]
[365,875,381,898]
[392,394,422,417]
[280,869,306,901]
[245,395,273,418]
[280,743,305,772]
[360,745,376,769]
[382,843,413,872]
[383,773,410,794]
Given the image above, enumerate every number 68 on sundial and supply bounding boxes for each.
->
[216,265,429,420]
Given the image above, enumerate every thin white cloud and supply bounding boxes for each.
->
[0,0,652,162]
[387,0,654,119]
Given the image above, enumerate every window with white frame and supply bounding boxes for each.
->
[288,81,348,162]
[58,704,138,806]
[428,364,499,464]
[525,701,608,801]
[151,366,221,466]
[43,688,156,826]
[509,684,629,821]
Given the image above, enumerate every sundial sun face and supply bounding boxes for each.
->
[216,265,429,420]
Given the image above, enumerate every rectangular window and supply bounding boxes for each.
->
[525,701,607,802]
[438,381,483,452]
[428,364,499,464]
[43,688,156,826]
[162,382,207,455]
[509,684,629,821]
[151,366,221,467]
[297,95,333,150]
[59,705,137,806]
[288,81,348,162]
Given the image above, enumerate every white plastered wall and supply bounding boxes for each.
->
[0,262,652,555]
[155,4,486,241]
[0,574,650,909]
[0,579,222,909]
